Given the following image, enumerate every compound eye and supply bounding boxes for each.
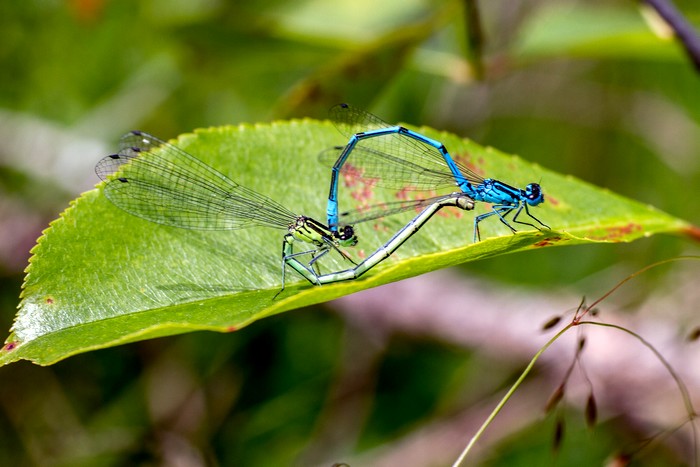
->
[339,225,355,240]
[526,183,541,200]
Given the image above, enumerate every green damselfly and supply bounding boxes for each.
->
[96,131,473,295]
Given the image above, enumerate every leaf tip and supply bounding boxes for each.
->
[682,224,700,243]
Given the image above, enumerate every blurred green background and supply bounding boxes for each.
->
[1,0,699,465]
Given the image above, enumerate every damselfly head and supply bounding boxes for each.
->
[335,225,358,247]
[524,183,544,206]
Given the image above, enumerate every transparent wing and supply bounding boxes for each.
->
[336,192,474,227]
[320,145,460,191]
[323,103,485,191]
[96,131,298,231]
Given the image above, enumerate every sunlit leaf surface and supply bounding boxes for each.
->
[1,120,689,365]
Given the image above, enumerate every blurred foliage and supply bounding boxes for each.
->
[0,0,699,465]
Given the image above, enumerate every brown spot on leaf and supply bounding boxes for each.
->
[533,236,563,247]
[588,223,643,241]
[453,152,485,177]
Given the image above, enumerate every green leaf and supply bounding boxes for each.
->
[1,120,691,366]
